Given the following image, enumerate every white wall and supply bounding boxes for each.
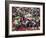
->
[0,0,46,38]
